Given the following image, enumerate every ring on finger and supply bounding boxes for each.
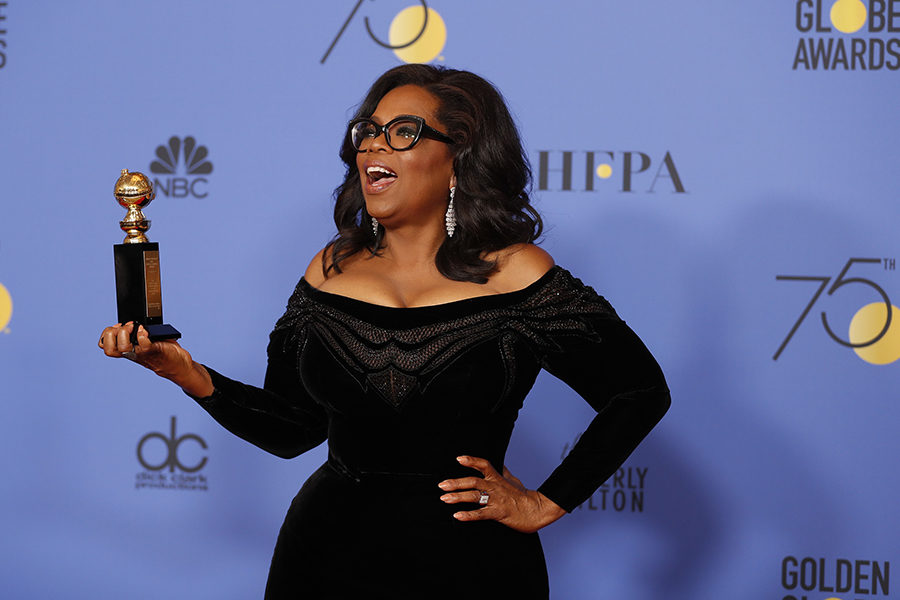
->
[478,490,489,505]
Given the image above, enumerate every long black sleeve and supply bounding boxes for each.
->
[535,294,670,512]
[189,296,328,459]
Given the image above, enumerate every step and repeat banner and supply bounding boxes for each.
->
[1,1,897,598]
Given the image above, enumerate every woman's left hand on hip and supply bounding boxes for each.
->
[438,455,566,533]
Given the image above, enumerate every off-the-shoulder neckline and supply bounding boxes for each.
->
[299,265,562,314]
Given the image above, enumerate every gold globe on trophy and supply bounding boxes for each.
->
[115,169,155,243]
[111,169,180,341]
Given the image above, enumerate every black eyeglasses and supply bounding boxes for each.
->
[348,115,454,152]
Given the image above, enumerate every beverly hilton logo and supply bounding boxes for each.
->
[562,434,650,513]
[149,136,214,199]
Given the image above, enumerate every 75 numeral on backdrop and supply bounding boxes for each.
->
[773,258,894,360]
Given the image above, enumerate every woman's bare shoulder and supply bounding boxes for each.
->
[304,245,370,288]
[486,243,555,293]
[303,247,331,287]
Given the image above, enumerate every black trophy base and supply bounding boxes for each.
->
[127,323,181,346]
[114,242,181,342]
[145,323,181,342]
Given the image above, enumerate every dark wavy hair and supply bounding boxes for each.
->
[324,64,543,284]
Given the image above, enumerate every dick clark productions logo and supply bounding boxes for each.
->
[135,416,208,491]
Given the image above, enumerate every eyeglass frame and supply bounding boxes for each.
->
[348,114,454,152]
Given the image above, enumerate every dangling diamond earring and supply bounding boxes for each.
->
[371,216,379,237]
[445,187,456,238]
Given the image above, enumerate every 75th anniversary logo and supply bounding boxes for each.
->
[774,257,899,364]
[322,0,447,64]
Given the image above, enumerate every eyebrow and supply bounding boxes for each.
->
[367,114,426,125]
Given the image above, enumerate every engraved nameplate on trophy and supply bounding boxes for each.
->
[112,169,181,341]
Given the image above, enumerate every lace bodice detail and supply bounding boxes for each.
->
[270,267,618,409]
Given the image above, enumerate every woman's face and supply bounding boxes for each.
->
[355,84,455,230]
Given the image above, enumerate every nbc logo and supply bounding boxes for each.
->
[149,136,214,199]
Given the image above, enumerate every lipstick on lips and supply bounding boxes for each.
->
[363,162,397,193]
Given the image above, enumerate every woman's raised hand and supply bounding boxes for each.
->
[438,455,566,533]
[98,322,213,397]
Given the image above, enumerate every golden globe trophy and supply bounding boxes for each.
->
[113,169,181,341]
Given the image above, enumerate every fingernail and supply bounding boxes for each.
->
[440,495,450,502]
[438,481,450,490]
[453,512,463,520]
[456,456,467,463]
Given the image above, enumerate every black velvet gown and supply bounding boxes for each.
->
[192,266,670,598]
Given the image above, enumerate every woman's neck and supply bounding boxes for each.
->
[379,223,445,271]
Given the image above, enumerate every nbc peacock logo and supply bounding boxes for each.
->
[149,136,214,199]
[322,1,447,64]
[0,282,12,334]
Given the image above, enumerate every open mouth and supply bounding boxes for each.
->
[365,165,397,191]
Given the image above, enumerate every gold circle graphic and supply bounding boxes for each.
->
[389,6,446,64]
[596,164,613,179]
[0,283,12,331]
[849,302,900,365]
[830,0,867,33]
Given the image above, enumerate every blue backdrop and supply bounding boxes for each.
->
[1,1,898,598]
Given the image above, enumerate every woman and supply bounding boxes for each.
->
[100,65,670,598]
